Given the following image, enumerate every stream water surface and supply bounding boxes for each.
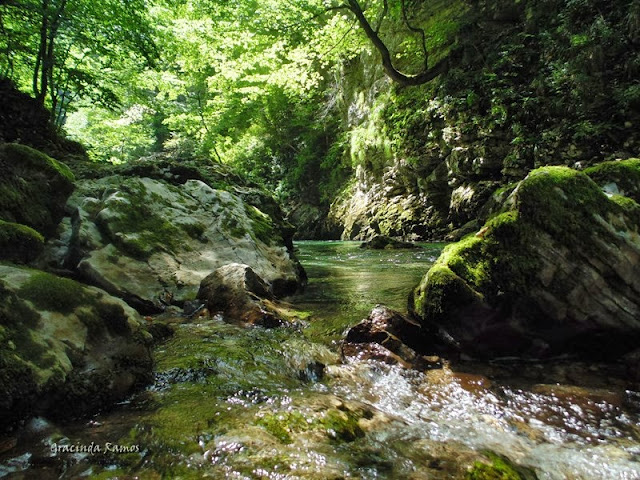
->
[1,241,639,479]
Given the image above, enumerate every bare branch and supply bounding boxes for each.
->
[345,0,449,87]
[400,0,428,70]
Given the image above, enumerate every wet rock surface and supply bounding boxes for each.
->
[197,263,287,327]
[342,305,442,370]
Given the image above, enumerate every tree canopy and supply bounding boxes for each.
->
[1,0,464,199]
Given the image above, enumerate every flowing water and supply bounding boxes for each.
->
[1,241,639,479]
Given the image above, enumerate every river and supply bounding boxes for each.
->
[1,241,639,479]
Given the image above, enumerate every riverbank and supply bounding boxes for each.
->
[1,242,638,479]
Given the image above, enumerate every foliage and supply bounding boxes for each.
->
[0,0,158,127]
[384,0,640,180]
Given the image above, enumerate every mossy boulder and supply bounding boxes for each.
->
[0,220,44,263]
[0,79,88,164]
[410,165,640,360]
[584,158,640,203]
[0,265,153,429]
[48,176,303,313]
[0,143,75,238]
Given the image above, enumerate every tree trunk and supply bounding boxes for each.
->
[33,0,50,104]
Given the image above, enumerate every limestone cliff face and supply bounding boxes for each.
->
[409,161,640,360]
[301,0,640,241]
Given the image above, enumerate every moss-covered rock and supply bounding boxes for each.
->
[0,143,75,238]
[0,265,152,430]
[584,158,640,203]
[466,452,537,480]
[0,78,88,165]
[0,220,45,263]
[48,176,303,313]
[410,165,640,360]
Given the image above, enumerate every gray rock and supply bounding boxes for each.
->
[48,176,303,312]
[0,264,152,428]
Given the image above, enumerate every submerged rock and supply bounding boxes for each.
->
[45,176,303,313]
[0,264,152,429]
[410,165,640,360]
[359,235,420,249]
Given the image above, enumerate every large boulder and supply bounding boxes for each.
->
[0,220,45,264]
[0,79,87,164]
[410,165,640,360]
[46,176,303,313]
[0,265,153,429]
[0,143,74,238]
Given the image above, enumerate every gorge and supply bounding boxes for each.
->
[1,0,640,478]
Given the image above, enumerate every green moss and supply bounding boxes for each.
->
[99,182,185,260]
[221,212,248,238]
[323,408,365,442]
[255,407,364,445]
[256,411,311,444]
[413,264,480,320]
[515,167,612,252]
[245,204,279,245]
[0,220,45,263]
[0,144,75,237]
[1,143,75,183]
[466,452,537,480]
[181,220,207,239]
[438,235,489,289]
[584,158,640,202]
[17,271,89,314]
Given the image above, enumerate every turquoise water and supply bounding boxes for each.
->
[292,241,444,343]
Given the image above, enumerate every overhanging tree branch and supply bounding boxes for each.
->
[345,0,449,87]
